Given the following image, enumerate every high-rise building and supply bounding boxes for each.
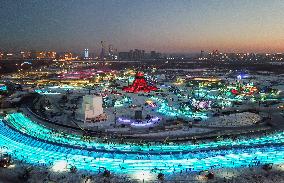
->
[119,49,159,60]
[132,49,146,60]
[200,50,204,58]
[150,51,156,59]
[118,52,129,60]
[84,49,89,59]
[150,51,161,59]
[100,41,105,60]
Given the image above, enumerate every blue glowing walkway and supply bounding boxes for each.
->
[5,113,284,154]
[0,114,284,175]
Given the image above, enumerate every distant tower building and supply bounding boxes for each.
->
[118,52,129,60]
[140,50,145,60]
[133,49,144,60]
[200,50,204,57]
[100,41,105,60]
[84,49,89,59]
[150,51,157,59]
[129,50,134,60]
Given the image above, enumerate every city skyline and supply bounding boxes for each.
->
[1,0,284,53]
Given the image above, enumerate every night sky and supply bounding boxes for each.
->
[1,0,284,53]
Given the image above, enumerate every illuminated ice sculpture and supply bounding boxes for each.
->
[79,95,105,122]
[117,116,161,128]
[123,72,158,93]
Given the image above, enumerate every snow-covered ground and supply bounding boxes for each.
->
[201,112,261,127]
[2,161,284,183]
[130,127,211,138]
[27,70,283,140]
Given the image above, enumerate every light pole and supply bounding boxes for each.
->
[114,109,117,127]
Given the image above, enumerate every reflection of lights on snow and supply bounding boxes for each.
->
[8,164,15,169]
[0,148,8,154]
[81,177,92,183]
[196,175,208,182]
[215,170,238,179]
[275,164,284,171]
[51,160,68,172]
[131,171,154,182]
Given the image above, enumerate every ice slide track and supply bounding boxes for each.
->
[0,116,284,174]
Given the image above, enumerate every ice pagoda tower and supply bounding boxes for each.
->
[123,72,158,93]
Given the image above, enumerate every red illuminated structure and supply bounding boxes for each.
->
[123,72,158,93]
